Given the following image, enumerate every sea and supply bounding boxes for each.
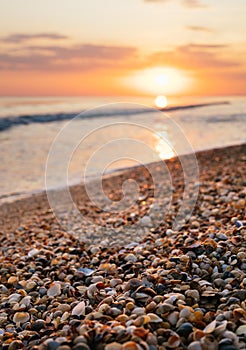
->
[0,95,245,203]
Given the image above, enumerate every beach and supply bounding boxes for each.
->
[0,143,245,349]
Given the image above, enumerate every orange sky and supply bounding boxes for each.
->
[0,0,245,97]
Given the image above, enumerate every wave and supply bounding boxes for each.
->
[0,101,229,132]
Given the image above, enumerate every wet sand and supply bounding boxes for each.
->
[0,144,245,349]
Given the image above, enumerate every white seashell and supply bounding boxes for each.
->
[72,301,86,316]
[204,320,217,333]
[28,248,39,257]
[13,312,30,324]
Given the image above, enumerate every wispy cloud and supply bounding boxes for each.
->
[186,25,214,32]
[1,33,68,43]
[0,40,138,71]
[148,44,240,70]
[144,0,206,8]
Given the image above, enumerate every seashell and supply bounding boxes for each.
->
[28,248,39,257]
[157,302,175,313]
[98,303,110,313]
[236,325,246,336]
[167,334,181,348]
[188,341,203,350]
[167,311,179,326]
[47,282,61,297]
[60,311,70,322]
[9,293,22,303]
[124,254,137,262]
[193,330,206,341]
[204,320,217,333]
[116,314,129,323]
[147,313,162,323]
[13,312,30,324]
[214,320,227,336]
[122,341,139,350]
[179,307,193,319]
[186,289,200,301]
[20,296,31,307]
[105,343,122,350]
[77,267,95,276]
[133,327,149,338]
[110,278,123,287]
[124,279,142,291]
[221,331,238,342]
[7,276,18,285]
[72,301,86,317]
[133,315,149,327]
[26,281,36,291]
[145,301,157,313]
[132,307,145,316]
[200,335,218,350]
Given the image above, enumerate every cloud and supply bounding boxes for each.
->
[0,41,138,71]
[1,33,68,43]
[182,0,205,8]
[148,44,240,70]
[144,0,206,8]
[186,25,214,32]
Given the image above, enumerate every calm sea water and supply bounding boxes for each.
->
[0,95,245,203]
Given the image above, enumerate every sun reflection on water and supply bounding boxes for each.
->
[155,132,175,159]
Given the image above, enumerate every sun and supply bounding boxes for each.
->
[155,95,168,108]
[122,67,193,95]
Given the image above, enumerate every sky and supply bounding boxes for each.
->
[0,0,245,97]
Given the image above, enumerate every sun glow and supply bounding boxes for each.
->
[123,67,192,95]
[155,95,168,108]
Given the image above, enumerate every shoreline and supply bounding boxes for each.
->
[0,142,245,234]
[0,140,245,207]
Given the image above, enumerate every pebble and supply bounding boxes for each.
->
[177,322,193,337]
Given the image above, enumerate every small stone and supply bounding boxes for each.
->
[217,233,228,241]
[32,319,46,331]
[47,341,60,350]
[177,322,193,337]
